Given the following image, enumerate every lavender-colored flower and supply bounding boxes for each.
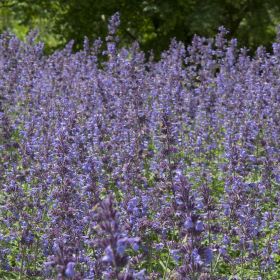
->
[184,217,194,230]
[195,220,204,232]
[65,262,75,278]
[102,246,114,263]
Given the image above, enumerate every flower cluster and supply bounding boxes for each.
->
[1,14,280,279]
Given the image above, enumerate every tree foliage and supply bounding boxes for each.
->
[1,0,280,55]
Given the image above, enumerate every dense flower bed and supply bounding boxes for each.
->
[1,14,280,279]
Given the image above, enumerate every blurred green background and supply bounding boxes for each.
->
[1,0,280,55]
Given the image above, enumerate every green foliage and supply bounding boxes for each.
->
[1,0,280,56]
